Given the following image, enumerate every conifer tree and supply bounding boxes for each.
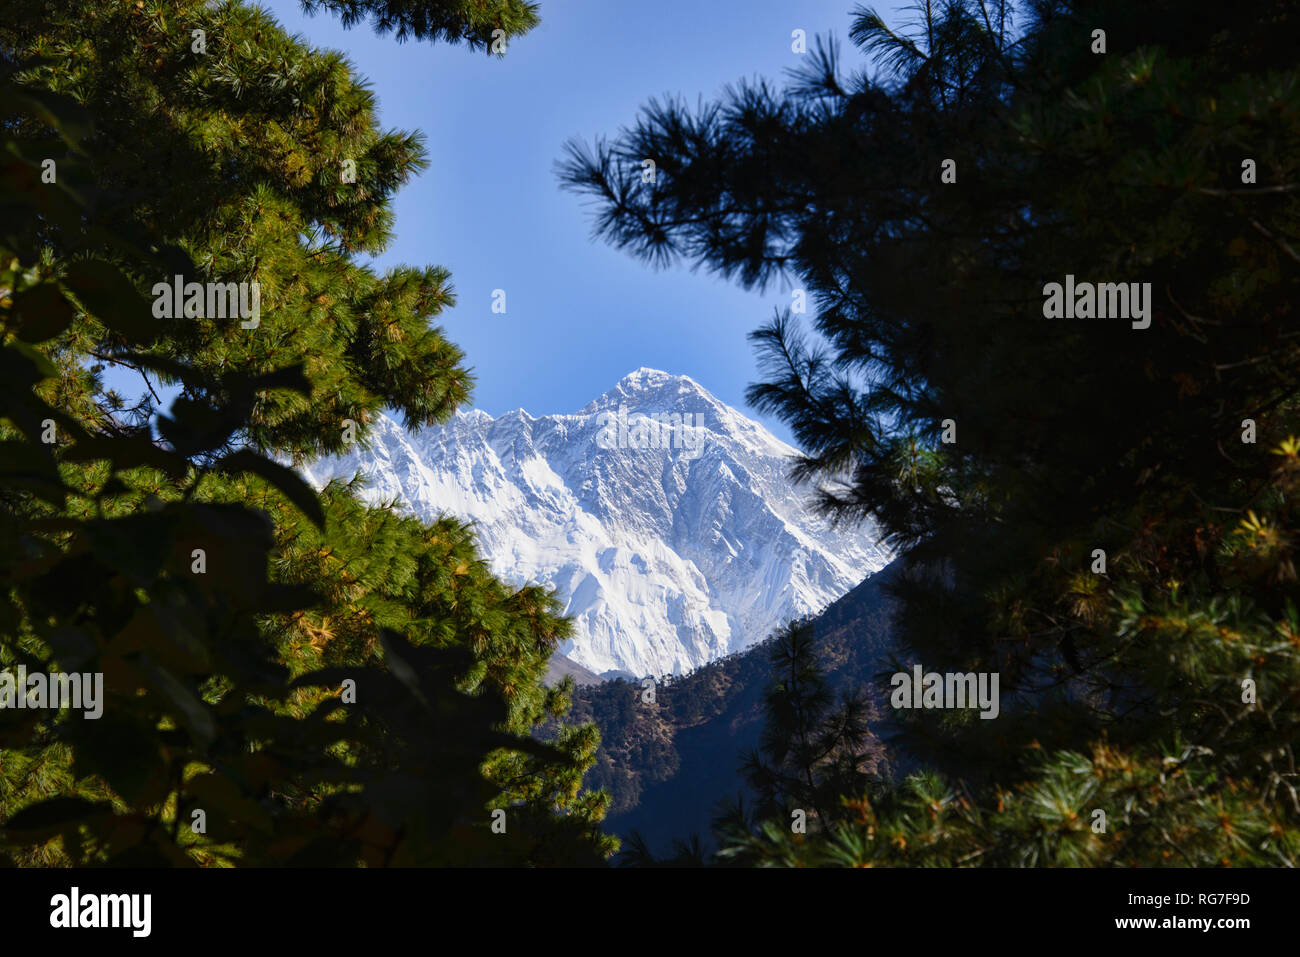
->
[732,620,875,828]
[560,0,1300,865]
[299,0,540,48]
[1,0,616,865]
[708,620,877,866]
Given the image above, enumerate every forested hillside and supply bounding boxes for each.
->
[570,564,899,855]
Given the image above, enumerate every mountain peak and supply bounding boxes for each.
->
[454,407,495,424]
[608,368,708,399]
[617,367,684,389]
[300,372,890,676]
[580,368,720,418]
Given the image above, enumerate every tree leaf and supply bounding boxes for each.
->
[218,449,326,530]
[12,282,76,342]
[3,797,112,836]
[62,259,156,343]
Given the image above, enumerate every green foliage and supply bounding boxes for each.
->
[299,0,541,49]
[1,0,615,867]
[561,0,1300,865]
[6,0,474,457]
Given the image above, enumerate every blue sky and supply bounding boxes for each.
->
[265,0,910,445]
[121,1,910,445]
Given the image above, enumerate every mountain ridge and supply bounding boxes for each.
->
[567,558,903,854]
[299,369,890,677]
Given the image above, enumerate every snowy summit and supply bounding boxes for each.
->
[299,369,890,678]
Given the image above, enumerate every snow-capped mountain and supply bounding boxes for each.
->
[298,369,890,678]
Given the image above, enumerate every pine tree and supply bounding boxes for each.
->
[560,0,1300,865]
[710,620,878,866]
[1,0,616,865]
[734,621,875,826]
[299,0,540,48]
